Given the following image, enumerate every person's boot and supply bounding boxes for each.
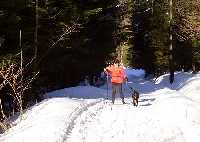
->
[112,100,114,104]
[112,94,115,104]
[122,98,125,104]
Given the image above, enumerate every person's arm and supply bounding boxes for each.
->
[104,66,112,75]
[122,68,128,82]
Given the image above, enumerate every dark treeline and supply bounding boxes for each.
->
[0,0,124,121]
[133,0,200,77]
[0,0,200,123]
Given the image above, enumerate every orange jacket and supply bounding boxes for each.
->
[106,65,127,84]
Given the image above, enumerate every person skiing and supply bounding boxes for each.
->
[104,58,128,104]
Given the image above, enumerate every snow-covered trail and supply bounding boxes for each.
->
[1,71,200,142]
[65,95,198,142]
[64,76,200,142]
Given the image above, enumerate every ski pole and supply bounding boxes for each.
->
[106,73,109,100]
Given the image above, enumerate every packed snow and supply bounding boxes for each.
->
[0,69,200,142]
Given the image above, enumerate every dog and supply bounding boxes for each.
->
[132,90,139,106]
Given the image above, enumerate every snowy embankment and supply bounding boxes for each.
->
[0,70,200,142]
[0,87,105,142]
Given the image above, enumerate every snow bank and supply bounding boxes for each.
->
[47,86,107,99]
[0,98,85,142]
[125,68,145,77]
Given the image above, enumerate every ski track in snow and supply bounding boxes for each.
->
[63,96,186,142]
[62,99,105,142]
[63,93,200,142]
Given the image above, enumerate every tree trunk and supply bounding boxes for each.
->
[169,0,174,84]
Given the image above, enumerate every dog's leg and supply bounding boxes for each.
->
[133,99,136,106]
[132,100,135,106]
[132,96,134,106]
